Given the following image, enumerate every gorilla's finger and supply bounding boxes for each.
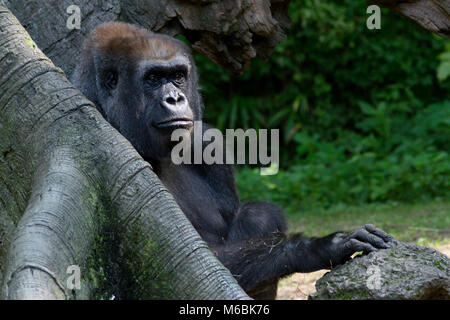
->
[344,239,377,255]
[364,224,393,242]
[348,228,390,249]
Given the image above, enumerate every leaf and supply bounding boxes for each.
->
[229,99,238,128]
[268,109,290,126]
[437,61,450,82]
[358,101,376,115]
[240,105,249,129]
[438,52,450,61]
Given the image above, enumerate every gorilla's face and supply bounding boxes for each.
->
[93,34,202,160]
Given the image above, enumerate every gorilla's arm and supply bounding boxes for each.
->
[214,223,392,292]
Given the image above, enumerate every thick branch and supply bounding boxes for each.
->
[5,0,291,75]
[372,0,450,38]
[5,0,448,80]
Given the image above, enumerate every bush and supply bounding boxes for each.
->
[194,0,450,212]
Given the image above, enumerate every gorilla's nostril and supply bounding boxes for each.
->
[165,96,177,105]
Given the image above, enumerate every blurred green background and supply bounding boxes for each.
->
[194,1,450,243]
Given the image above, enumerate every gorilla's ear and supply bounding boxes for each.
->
[72,45,101,113]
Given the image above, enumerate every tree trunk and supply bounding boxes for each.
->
[0,2,249,300]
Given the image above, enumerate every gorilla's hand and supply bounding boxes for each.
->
[326,224,393,268]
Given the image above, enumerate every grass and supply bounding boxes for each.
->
[285,200,450,246]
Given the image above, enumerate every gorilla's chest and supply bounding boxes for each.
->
[157,163,238,245]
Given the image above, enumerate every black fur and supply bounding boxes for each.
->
[73,22,393,299]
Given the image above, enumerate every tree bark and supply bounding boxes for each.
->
[4,1,448,78]
[0,2,249,300]
[4,0,291,75]
[372,0,450,38]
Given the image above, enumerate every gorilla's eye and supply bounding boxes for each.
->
[145,73,160,85]
[105,70,118,90]
[173,71,185,83]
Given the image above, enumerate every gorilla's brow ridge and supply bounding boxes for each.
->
[138,56,191,78]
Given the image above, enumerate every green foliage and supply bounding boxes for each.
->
[236,99,450,211]
[437,41,450,82]
[194,0,450,211]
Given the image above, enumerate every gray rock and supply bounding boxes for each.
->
[309,241,450,300]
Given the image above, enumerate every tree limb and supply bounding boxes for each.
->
[5,0,291,75]
[371,0,450,38]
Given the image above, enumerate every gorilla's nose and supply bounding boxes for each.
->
[157,90,193,129]
[162,91,186,109]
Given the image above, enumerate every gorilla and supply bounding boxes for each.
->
[72,22,393,299]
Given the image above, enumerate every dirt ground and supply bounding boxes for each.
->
[276,244,450,300]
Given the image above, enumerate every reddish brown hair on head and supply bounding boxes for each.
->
[88,22,180,61]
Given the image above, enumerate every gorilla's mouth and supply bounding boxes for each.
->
[155,118,194,129]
